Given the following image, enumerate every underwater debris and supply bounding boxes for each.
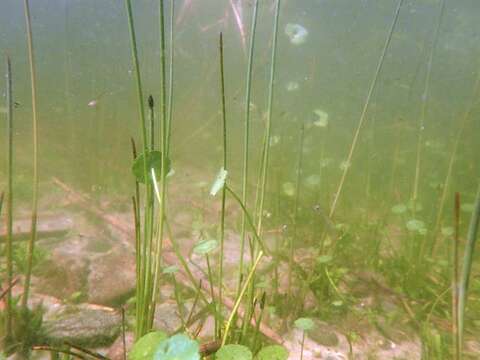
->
[285,23,308,45]
[461,203,475,213]
[320,158,333,168]
[210,167,228,196]
[282,182,295,197]
[269,134,280,146]
[286,81,299,91]
[391,203,407,214]
[406,219,427,234]
[305,174,321,187]
[441,226,454,236]
[313,109,329,127]
[339,160,351,171]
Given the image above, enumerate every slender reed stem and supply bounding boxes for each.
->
[124,0,153,337]
[4,54,14,344]
[22,0,40,311]
[221,251,263,346]
[288,123,305,302]
[217,32,228,339]
[32,347,87,360]
[149,0,170,330]
[256,0,281,235]
[328,0,404,219]
[453,193,460,360]
[166,0,174,155]
[225,185,267,253]
[431,71,480,254]
[300,331,306,360]
[412,0,445,219]
[238,0,259,299]
[457,184,480,356]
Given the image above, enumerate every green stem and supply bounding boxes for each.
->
[289,123,305,303]
[225,185,267,253]
[4,54,14,345]
[412,0,445,220]
[256,0,281,236]
[22,0,40,312]
[124,0,153,337]
[238,0,259,301]
[221,251,263,346]
[218,32,228,339]
[458,184,480,356]
[328,0,404,219]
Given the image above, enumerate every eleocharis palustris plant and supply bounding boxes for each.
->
[21,0,40,315]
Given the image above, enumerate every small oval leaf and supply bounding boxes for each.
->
[129,331,168,360]
[132,151,171,184]
[216,344,252,360]
[256,345,288,360]
[294,317,315,331]
[154,334,200,360]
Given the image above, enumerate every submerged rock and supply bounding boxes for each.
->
[87,245,136,306]
[41,304,121,347]
[308,320,339,347]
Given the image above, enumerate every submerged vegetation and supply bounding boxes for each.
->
[1,0,480,359]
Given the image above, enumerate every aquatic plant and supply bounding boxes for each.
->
[217,32,228,339]
[294,317,314,360]
[328,0,404,219]
[457,187,480,356]
[238,0,259,310]
[21,0,40,314]
[3,54,13,351]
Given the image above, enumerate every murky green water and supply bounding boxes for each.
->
[1,0,479,357]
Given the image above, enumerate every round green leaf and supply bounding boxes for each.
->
[406,219,426,232]
[216,344,252,360]
[154,334,200,360]
[129,331,168,360]
[391,203,407,215]
[193,239,218,255]
[256,345,288,360]
[441,227,454,237]
[132,151,171,184]
[282,182,295,197]
[294,317,315,331]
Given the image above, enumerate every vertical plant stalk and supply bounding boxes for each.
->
[124,0,152,338]
[457,185,480,355]
[22,0,40,311]
[452,193,460,360]
[237,0,259,300]
[217,32,228,339]
[411,0,445,216]
[430,71,480,254]
[166,0,174,155]
[150,0,170,330]
[4,54,14,344]
[256,0,281,235]
[328,0,404,219]
[288,123,305,302]
[221,251,264,347]
[299,330,306,360]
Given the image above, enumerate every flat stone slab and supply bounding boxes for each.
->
[41,303,121,347]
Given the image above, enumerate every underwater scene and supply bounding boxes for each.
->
[0,0,479,359]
